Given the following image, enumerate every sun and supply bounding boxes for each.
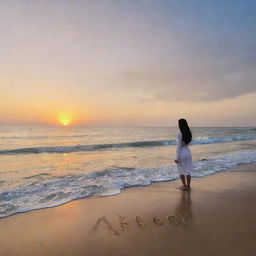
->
[58,113,72,126]
[60,118,71,126]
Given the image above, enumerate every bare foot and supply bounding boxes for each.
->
[178,186,188,191]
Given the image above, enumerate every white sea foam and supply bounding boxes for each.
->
[0,149,255,219]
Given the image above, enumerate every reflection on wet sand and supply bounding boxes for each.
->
[172,190,192,224]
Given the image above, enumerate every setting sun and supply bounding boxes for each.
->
[58,113,72,126]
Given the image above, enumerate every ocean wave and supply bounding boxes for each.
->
[0,149,256,218]
[191,136,256,144]
[0,136,256,155]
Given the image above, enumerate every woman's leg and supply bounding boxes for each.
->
[186,175,191,189]
[180,175,187,187]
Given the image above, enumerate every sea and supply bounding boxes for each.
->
[0,126,255,218]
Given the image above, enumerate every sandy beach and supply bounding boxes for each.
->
[0,163,256,256]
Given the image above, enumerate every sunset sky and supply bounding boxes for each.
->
[0,0,255,127]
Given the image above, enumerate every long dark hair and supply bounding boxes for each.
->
[178,118,192,144]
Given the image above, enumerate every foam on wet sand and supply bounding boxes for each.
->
[0,163,256,256]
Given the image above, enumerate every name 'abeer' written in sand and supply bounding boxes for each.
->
[91,213,192,236]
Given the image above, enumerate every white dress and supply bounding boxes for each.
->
[175,132,192,175]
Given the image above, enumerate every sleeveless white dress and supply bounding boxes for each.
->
[175,132,192,175]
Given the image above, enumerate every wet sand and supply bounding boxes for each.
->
[0,163,256,256]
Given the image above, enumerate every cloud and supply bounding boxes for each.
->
[114,35,256,102]
[0,0,255,126]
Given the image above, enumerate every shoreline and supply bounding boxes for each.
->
[0,162,256,255]
[1,159,256,220]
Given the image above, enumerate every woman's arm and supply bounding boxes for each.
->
[175,133,182,161]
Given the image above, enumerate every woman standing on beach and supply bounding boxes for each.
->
[175,118,192,191]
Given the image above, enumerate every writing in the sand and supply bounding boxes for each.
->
[91,214,191,236]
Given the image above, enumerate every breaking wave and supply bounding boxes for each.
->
[0,136,255,155]
[0,148,256,218]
